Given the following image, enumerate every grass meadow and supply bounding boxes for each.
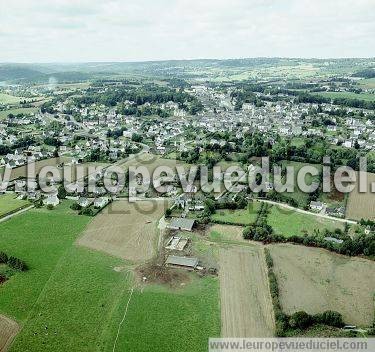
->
[0,194,29,217]
[0,200,220,352]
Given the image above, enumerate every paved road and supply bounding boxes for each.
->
[0,205,34,224]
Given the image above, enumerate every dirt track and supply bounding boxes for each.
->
[269,244,375,326]
[219,246,275,337]
[77,200,168,262]
[0,315,19,352]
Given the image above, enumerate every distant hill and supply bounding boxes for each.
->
[0,65,44,81]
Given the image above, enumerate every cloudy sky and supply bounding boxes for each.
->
[1,0,374,62]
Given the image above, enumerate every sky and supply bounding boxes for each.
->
[0,0,374,62]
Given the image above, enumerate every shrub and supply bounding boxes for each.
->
[314,311,344,328]
[165,208,172,218]
[70,203,82,211]
[0,251,8,264]
[289,311,313,329]
[81,207,94,216]
[47,204,54,210]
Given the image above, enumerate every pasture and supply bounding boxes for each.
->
[314,91,375,102]
[0,194,28,218]
[346,172,375,220]
[106,277,220,352]
[0,107,38,120]
[77,199,169,262]
[211,203,260,225]
[269,244,375,326]
[267,204,345,237]
[219,246,275,337]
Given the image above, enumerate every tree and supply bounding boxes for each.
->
[58,185,67,199]
[165,208,172,218]
[289,311,312,329]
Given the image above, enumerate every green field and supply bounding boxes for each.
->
[0,193,29,217]
[107,278,220,352]
[314,91,375,102]
[267,205,344,237]
[0,200,220,352]
[0,93,24,105]
[0,107,38,119]
[211,203,260,225]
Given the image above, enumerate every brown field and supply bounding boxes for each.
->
[269,244,375,326]
[346,172,375,220]
[77,199,168,262]
[219,246,275,337]
[0,315,19,352]
[119,153,188,175]
[0,158,109,182]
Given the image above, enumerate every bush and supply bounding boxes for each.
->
[7,256,27,271]
[289,311,313,329]
[314,311,344,328]
[81,207,94,216]
[165,208,172,218]
[70,203,82,211]
[46,204,54,210]
[0,251,8,264]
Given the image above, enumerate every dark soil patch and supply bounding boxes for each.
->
[136,261,190,288]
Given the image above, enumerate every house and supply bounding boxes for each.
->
[165,255,198,270]
[310,201,324,212]
[168,218,196,232]
[43,195,60,207]
[78,197,90,208]
[94,197,109,208]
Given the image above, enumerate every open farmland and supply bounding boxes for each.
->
[0,315,19,352]
[219,246,275,337]
[77,200,168,262]
[0,194,28,218]
[269,244,375,326]
[346,172,375,220]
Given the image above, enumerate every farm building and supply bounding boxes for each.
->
[165,255,198,270]
[165,236,189,251]
[168,218,196,231]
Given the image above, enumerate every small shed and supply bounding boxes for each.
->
[165,255,199,270]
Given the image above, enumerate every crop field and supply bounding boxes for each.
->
[219,246,275,337]
[346,172,375,220]
[211,203,260,225]
[269,244,375,326]
[267,205,345,237]
[119,152,189,175]
[0,157,108,182]
[0,194,28,218]
[0,315,19,352]
[77,199,168,262]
